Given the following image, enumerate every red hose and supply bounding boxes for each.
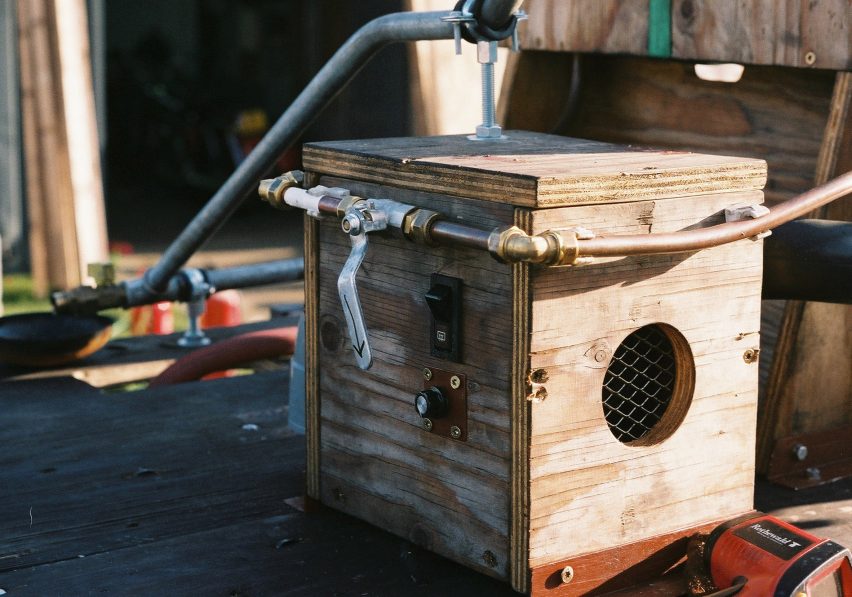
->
[149,327,297,387]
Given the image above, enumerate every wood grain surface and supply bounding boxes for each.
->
[526,190,764,567]
[303,132,766,208]
[518,0,850,70]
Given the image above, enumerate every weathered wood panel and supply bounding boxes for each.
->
[311,176,517,580]
[527,191,764,567]
[518,0,851,70]
[303,132,765,208]
[672,0,851,70]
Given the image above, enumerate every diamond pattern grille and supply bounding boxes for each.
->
[603,325,676,443]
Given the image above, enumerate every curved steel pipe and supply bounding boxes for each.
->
[572,171,852,261]
[141,11,455,296]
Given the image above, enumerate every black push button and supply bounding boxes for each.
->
[415,386,448,418]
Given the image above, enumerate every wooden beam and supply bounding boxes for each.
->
[757,71,852,474]
[16,0,107,295]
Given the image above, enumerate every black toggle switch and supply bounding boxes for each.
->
[425,274,462,362]
[415,386,448,418]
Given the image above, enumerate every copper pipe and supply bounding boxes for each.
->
[430,221,491,250]
[573,171,852,260]
[318,195,342,215]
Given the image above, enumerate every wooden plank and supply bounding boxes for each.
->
[303,132,766,208]
[518,0,850,70]
[526,190,764,567]
[312,176,517,581]
[519,0,649,56]
[672,0,851,70]
[757,71,852,474]
[547,55,834,204]
[304,173,322,499]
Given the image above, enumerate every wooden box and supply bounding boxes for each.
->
[301,131,767,594]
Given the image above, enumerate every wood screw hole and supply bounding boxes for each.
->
[482,550,497,568]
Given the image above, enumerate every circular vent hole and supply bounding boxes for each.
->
[602,323,694,446]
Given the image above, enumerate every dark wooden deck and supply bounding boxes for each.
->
[0,329,849,596]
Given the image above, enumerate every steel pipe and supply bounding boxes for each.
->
[140,11,455,296]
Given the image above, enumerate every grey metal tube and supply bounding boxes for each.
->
[205,258,304,291]
[142,11,455,295]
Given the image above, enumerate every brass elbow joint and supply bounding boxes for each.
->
[487,226,582,265]
[258,170,305,209]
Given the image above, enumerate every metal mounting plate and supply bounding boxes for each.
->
[421,367,468,442]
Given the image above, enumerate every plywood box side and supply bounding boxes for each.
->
[313,177,517,580]
[525,193,763,567]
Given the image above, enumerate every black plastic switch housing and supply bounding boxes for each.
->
[425,273,462,361]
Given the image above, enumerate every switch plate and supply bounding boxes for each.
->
[420,367,467,441]
[426,273,462,362]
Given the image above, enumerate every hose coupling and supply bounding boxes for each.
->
[258,170,305,209]
[487,226,592,265]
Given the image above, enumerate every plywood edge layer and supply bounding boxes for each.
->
[303,143,766,208]
[510,208,533,593]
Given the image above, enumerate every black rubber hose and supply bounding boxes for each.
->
[762,219,852,304]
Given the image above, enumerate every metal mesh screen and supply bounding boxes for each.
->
[603,325,676,443]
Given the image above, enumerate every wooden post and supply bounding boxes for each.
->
[16,0,108,296]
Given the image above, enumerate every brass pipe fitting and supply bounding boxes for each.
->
[258,170,305,209]
[487,226,580,265]
[402,207,443,245]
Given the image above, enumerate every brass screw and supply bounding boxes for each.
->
[423,368,433,381]
[561,565,574,584]
[804,51,816,65]
[423,418,433,432]
[450,375,461,389]
[482,550,497,568]
[450,426,462,439]
[743,348,759,364]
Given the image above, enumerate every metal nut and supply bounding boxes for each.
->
[450,426,462,439]
[402,208,442,246]
[561,565,574,584]
[423,368,433,381]
[423,418,433,432]
[792,443,808,461]
[258,170,304,209]
[450,375,461,389]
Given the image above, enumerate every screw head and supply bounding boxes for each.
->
[561,565,574,584]
[450,426,462,439]
[450,375,461,389]
[423,418,433,432]
[805,51,816,65]
[743,348,759,364]
[792,443,808,461]
[423,368,432,381]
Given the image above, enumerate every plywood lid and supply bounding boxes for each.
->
[303,131,767,208]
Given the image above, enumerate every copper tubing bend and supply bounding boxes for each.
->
[571,171,852,261]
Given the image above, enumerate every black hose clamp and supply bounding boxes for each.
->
[453,0,519,43]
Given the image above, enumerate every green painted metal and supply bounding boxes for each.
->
[648,0,672,58]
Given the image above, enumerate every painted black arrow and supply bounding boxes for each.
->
[342,294,366,358]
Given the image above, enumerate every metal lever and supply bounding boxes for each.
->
[337,203,388,370]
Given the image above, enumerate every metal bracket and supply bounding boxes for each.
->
[725,203,771,240]
[420,367,468,441]
[337,202,388,370]
[177,268,213,348]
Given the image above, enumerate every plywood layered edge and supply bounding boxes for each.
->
[303,133,766,209]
